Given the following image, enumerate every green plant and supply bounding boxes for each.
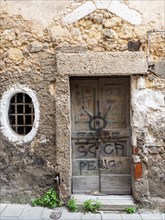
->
[31,188,62,208]
[83,199,101,213]
[67,197,78,212]
[125,206,137,214]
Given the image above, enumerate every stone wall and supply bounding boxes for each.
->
[0,14,58,202]
[0,0,165,210]
[131,75,165,210]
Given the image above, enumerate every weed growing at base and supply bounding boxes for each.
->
[67,197,78,212]
[83,199,101,213]
[32,188,62,208]
[125,206,137,214]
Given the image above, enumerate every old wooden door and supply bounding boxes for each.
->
[71,77,131,194]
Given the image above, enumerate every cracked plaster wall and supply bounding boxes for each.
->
[0,0,165,209]
[131,76,165,210]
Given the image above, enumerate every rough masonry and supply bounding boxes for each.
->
[0,0,165,210]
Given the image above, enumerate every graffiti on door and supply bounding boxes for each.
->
[79,159,117,174]
[74,156,130,176]
[75,140,125,158]
[73,98,127,176]
[71,78,131,194]
[81,100,115,131]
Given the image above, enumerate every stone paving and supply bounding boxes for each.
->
[0,204,164,220]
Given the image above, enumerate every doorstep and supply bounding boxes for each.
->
[72,194,138,211]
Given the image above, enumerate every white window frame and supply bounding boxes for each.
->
[0,85,40,144]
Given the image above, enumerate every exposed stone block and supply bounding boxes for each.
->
[29,41,43,53]
[50,26,70,40]
[154,59,165,79]
[57,52,147,75]
[8,48,23,61]
[2,29,16,40]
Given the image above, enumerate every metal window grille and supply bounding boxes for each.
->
[9,93,35,135]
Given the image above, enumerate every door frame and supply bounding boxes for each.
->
[55,51,147,199]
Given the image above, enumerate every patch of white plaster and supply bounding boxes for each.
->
[133,155,141,163]
[137,77,145,89]
[131,131,137,147]
[146,134,157,146]
[132,89,164,112]
[0,85,40,145]
[1,0,74,33]
[108,0,142,25]
[63,1,96,24]
[131,88,165,146]
[144,91,164,110]
[128,0,164,27]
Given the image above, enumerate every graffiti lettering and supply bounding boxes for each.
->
[76,132,97,144]
[75,131,126,144]
[79,160,97,175]
[77,145,96,158]
[103,143,124,156]
[79,158,119,175]
[76,142,125,158]
[77,146,88,158]
[99,159,116,169]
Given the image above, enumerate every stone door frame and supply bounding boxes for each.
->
[56,51,147,199]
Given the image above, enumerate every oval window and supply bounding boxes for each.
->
[9,93,35,135]
[0,85,40,144]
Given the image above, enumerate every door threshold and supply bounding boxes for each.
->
[71,194,137,211]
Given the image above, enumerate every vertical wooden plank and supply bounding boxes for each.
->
[71,79,99,193]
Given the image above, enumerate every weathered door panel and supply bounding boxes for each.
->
[71,78,131,194]
[71,80,99,193]
[100,157,131,174]
[99,79,128,129]
[100,156,131,194]
[98,78,131,194]
[100,175,131,194]
[72,176,99,193]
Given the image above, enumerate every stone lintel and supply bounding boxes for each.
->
[57,52,147,76]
